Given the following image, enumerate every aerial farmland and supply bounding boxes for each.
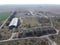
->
[0,5,60,45]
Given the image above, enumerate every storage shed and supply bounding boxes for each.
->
[9,17,18,29]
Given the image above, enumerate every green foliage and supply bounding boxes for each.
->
[0,12,10,21]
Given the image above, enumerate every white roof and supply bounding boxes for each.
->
[9,17,18,27]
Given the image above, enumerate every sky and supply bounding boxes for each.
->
[0,0,60,5]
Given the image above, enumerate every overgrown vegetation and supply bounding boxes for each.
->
[53,19,60,29]
[0,38,48,45]
[50,17,60,45]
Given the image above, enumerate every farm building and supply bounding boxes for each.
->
[9,17,19,29]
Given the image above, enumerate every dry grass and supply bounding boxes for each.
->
[0,38,49,45]
[20,16,41,27]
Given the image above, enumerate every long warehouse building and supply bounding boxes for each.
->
[9,17,19,29]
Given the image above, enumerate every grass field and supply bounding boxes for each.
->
[0,12,11,21]
[21,16,41,27]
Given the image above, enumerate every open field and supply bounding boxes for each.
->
[22,16,40,27]
[20,16,51,28]
[0,12,11,21]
